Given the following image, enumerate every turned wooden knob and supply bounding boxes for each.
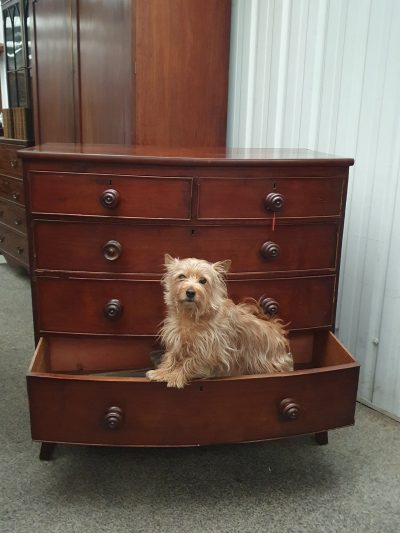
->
[14,218,22,226]
[260,241,280,260]
[280,398,300,420]
[0,235,5,243]
[103,299,123,319]
[102,240,122,261]
[260,296,279,316]
[100,188,120,209]
[16,246,24,255]
[10,159,17,168]
[264,192,285,212]
[11,192,19,201]
[104,406,123,430]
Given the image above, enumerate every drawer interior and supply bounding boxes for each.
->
[30,331,357,377]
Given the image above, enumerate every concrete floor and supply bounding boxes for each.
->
[1,261,399,533]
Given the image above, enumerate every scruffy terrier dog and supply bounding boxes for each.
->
[146,255,293,388]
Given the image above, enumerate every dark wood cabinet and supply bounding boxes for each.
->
[21,144,359,458]
[31,0,231,146]
[0,137,30,268]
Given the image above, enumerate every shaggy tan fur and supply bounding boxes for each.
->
[146,255,293,388]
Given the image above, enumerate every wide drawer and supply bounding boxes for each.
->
[0,225,28,265]
[33,220,339,275]
[29,172,192,219]
[197,177,344,219]
[27,332,359,446]
[0,174,24,205]
[0,198,26,233]
[35,275,336,334]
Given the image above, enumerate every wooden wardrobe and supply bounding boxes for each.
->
[31,0,231,147]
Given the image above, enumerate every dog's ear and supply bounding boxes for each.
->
[213,259,232,275]
[164,254,176,268]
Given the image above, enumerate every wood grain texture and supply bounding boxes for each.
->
[135,0,231,147]
[33,220,339,275]
[79,0,133,144]
[31,0,76,143]
[27,333,359,446]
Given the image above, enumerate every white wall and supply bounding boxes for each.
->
[227,0,400,419]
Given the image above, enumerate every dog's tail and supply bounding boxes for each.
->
[240,297,290,329]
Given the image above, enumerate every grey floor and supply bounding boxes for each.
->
[1,260,400,533]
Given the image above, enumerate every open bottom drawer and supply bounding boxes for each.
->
[27,332,359,447]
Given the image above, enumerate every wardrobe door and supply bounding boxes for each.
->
[135,0,231,147]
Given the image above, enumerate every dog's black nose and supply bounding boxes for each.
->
[186,289,196,300]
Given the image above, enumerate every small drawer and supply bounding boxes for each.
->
[0,144,23,178]
[0,225,29,265]
[0,198,26,233]
[0,175,24,205]
[35,275,336,334]
[33,221,339,275]
[27,332,359,446]
[197,177,344,219]
[29,172,192,219]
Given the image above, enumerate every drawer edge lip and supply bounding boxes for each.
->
[0,220,27,237]
[28,423,357,448]
[27,361,360,382]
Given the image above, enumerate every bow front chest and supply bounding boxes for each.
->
[20,144,359,459]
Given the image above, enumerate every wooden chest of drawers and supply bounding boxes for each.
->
[20,144,359,459]
[0,138,30,268]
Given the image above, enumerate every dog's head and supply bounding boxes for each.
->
[162,255,231,317]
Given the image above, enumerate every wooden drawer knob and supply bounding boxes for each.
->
[260,296,279,316]
[14,218,22,226]
[11,192,19,201]
[16,246,24,255]
[0,235,4,243]
[103,299,123,319]
[100,189,120,209]
[264,192,285,212]
[104,406,123,430]
[102,240,122,261]
[280,398,300,420]
[260,241,280,260]
[9,159,18,168]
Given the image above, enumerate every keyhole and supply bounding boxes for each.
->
[109,179,113,185]
[273,182,277,190]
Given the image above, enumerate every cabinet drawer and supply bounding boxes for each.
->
[0,175,24,205]
[27,333,359,446]
[29,172,192,219]
[0,225,28,265]
[0,198,26,233]
[35,275,335,334]
[197,177,344,219]
[0,144,23,178]
[33,221,339,275]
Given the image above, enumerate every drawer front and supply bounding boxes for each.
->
[228,276,336,330]
[0,175,24,205]
[0,225,28,264]
[27,334,359,446]
[0,144,23,178]
[36,275,335,334]
[36,278,164,335]
[34,221,339,274]
[29,172,192,219]
[198,177,344,219]
[0,198,26,233]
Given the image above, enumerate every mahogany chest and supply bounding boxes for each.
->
[0,138,30,268]
[20,144,359,459]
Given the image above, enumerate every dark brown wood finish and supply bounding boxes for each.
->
[21,145,357,453]
[27,333,359,446]
[0,138,30,268]
[135,0,231,146]
[30,1,231,146]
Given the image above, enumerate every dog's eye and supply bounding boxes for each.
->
[177,274,186,280]
[199,278,207,285]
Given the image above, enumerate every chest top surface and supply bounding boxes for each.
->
[19,144,354,168]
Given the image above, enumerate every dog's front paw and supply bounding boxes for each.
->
[146,369,167,382]
[166,372,187,389]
